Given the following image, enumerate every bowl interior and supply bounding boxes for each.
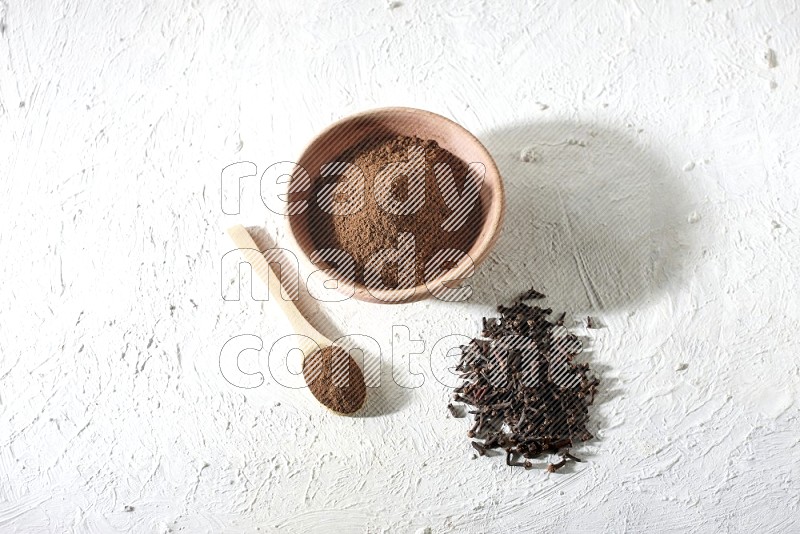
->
[288,108,504,302]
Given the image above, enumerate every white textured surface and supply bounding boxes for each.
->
[1,1,799,532]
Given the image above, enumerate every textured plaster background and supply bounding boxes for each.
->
[1,0,799,532]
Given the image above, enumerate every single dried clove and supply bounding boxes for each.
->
[517,287,546,301]
[546,459,567,473]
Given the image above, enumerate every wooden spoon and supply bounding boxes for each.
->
[226,225,366,415]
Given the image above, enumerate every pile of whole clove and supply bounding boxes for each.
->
[451,289,599,471]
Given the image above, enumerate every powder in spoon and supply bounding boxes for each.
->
[303,345,367,414]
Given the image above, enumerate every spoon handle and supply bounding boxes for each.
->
[226,225,330,351]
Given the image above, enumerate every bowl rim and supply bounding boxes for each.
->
[288,106,505,303]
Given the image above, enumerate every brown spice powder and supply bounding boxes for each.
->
[303,346,366,414]
[307,135,483,288]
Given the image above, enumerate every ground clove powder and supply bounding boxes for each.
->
[307,135,483,288]
[303,345,367,415]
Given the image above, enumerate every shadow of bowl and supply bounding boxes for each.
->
[469,120,696,314]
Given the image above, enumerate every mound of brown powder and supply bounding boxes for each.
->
[303,345,366,415]
[307,135,483,288]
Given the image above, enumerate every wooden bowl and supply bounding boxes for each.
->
[287,107,504,303]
